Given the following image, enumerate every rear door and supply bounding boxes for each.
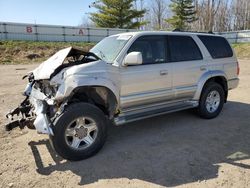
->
[168,35,206,100]
[120,35,173,109]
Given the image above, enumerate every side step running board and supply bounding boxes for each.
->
[114,101,198,125]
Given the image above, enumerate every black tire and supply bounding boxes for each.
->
[50,102,107,161]
[197,82,225,119]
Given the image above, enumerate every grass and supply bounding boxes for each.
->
[0,40,95,64]
[231,43,250,59]
[0,40,250,64]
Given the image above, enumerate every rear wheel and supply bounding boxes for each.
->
[197,82,225,119]
[50,103,107,161]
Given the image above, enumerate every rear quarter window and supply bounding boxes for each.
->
[198,35,233,59]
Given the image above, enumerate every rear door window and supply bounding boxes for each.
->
[128,36,167,65]
[198,35,233,59]
[168,35,203,62]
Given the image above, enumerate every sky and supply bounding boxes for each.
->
[0,0,96,26]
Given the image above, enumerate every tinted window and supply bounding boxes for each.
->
[198,35,233,59]
[128,36,167,65]
[168,35,203,62]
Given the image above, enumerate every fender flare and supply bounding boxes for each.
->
[54,75,120,104]
[193,70,228,101]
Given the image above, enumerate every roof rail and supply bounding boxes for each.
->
[172,28,214,34]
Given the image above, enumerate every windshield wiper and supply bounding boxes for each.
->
[98,50,106,60]
[92,49,113,64]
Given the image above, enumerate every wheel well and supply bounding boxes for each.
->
[204,76,228,102]
[68,86,118,118]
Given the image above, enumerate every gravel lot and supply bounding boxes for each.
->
[0,60,250,188]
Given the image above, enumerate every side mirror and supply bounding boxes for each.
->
[123,52,143,66]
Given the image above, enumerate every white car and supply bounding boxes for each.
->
[6,31,239,161]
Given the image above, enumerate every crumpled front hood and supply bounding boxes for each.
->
[32,47,99,80]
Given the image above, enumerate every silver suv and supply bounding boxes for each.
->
[6,31,239,161]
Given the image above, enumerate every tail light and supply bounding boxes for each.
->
[236,61,240,76]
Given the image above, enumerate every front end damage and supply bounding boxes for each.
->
[6,81,54,135]
[5,96,34,131]
[5,47,100,135]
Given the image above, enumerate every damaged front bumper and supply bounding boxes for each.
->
[5,83,54,135]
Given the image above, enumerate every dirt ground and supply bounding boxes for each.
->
[0,60,250,188]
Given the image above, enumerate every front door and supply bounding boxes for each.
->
[120,35,173,109]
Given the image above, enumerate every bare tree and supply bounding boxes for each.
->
[214,0,232,32]
[151,0,168,30]
[190,0,234,32]
[232,0,250,30]
[190,0,250,32]
[198,0,222,31]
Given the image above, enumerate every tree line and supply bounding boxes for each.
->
[84,0,250,32]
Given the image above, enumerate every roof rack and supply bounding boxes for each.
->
[172,28,214,34]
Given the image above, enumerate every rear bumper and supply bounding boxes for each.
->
[228,78,239,90]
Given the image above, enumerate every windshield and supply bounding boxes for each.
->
[90,35,132,63]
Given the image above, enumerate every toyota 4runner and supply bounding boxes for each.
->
[5,31,239,161]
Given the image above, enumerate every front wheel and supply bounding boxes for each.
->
[50,103,107,161]
[197,82,225,119]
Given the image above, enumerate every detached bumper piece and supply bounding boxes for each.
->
[5,97,54,135]
[5,97,35,131]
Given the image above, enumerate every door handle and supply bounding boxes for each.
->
[160,70,168,76]
[200,66,207,71]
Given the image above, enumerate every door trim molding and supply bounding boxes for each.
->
[120,87,173,109]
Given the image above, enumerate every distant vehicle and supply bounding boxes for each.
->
[6,31,239,161]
